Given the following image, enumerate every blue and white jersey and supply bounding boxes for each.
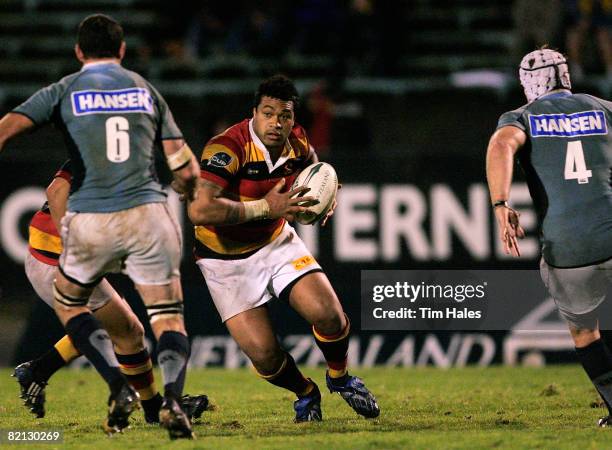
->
[498,92,612,267]
[13,62,182,213]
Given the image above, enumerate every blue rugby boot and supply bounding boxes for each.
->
[294,381,322,422]
[13,361,46,418]
[326,372,380,418]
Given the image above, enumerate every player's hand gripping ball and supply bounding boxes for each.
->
[291,162,338,225]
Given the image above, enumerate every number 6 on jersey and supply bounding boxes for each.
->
[564,140,592,184]
[106,116,130,162]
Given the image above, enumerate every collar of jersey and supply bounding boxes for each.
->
[539,90,572,100]
[248,118,293,173]
[80,61,121,71]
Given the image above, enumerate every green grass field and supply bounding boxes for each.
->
[0,366,610,449]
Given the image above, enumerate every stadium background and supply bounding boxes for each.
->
[0,0,610,370]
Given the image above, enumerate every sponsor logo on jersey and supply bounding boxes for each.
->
[71,88,154,116]
[292,255,315,270]
[208,152,232,167]
[529,110,607,137]
[282,162,294,174]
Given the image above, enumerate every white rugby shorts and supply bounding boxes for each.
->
[25,251,115,310]
[196,223,322,322]
[540,257,612,329]
[60,202,181,286]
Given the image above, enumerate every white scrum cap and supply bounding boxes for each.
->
[519,49,571,103]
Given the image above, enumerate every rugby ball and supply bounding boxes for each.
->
[291,162,338,225]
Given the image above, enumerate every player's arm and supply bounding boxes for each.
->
[0,113,35,152]
[1,81,65,152]
[46,176,70,231]
[486,125,527,256]
[163,139,200,201]
[187,177,314,226]
[152,84,199,200]
[306,145,319,164]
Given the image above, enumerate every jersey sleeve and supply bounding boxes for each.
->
[54,159,72,183]
[12,81,64,125]
[149,83,183,140]
[496,107,527,132]
[199,135,243,189]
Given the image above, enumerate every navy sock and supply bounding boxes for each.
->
[259,352,313,397]
[157,331,189,400]
[141,393,163,422]
[31,348,66,383]
[576,339,612,414]
[64,313,124,391]
[313,315,350,379]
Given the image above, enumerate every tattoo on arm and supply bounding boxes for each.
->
[200,179,243,224]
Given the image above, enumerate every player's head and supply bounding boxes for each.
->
[252,75,299,150]
[519,48,571,103]
[75,14,125,61]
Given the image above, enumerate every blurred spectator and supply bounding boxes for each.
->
[291,0,344,55]
[149,1,201,58]
[185,2,237,57]
[304,82,335,157]
[225,3,283,57]
[374,1,404,76]
[211,116,232,137]
[301,79,370,159]
[565,0,612,81]
[512,0,563,64]
[135,1,203,77]
[327,0,400,82]
[337,0,382,76]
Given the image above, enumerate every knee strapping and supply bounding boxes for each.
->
[53,281,89,307]
[145,300,184,323]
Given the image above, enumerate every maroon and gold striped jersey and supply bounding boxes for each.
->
[195,118,314,259]
[28,162,71,265]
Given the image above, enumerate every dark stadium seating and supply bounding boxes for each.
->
[0,0,514,86]
[0,0,157,83]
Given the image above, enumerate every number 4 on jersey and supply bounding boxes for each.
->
[564,141,592,184]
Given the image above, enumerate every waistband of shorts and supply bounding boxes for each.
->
[543,254,612,269]
[193,222,290,261]
[193,240,264,261]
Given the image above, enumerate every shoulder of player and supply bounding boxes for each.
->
[125,69,159,93]
[493,103,531,136]
[289,123,310,155]
[508,103,530,115]
[498,103,529,120]
[290,123,308,139]
[202,120,250,162]
[115,69,168,107]
[78,66,160,97]
[577,93,612,110]
[40,71,83,99]
[58,70,82,85]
